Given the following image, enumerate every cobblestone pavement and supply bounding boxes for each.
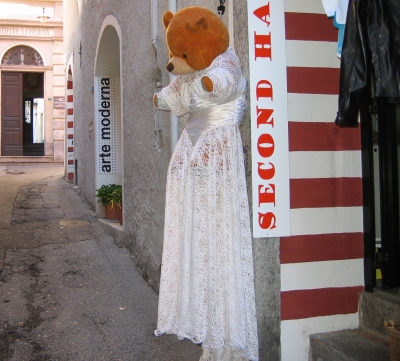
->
[0,165,201,361]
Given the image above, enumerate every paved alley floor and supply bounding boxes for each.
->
[0,165,202,361]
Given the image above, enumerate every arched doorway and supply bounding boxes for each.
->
[1,45,45,156]
[94,18,123,220]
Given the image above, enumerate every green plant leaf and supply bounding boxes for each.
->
[95,184,121,207]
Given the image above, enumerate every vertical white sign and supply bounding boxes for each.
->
[248,1,290,237]
[96,76,117,175]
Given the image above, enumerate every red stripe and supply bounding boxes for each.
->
[68,160,74,165]
[67,108,74,115]
[287,67,340,94]
[68,173,74,180]
[67,95,73,102]
[290,178,363,208]
[68,147,74,152]
[68,121,73,128]
[68,134,74,139]
[67,80,73,89]
[285,13,338,42]
[281,286,364,320]
[289,122,361,151]
[68,67,72,75]
[280,233,364,264]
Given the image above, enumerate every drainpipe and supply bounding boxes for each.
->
[152,0,179,154]
[168,0,179,153]
[151,0,158,49]
[151,0,162,150]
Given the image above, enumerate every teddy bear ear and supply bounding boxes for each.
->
[163,11,174,29]
[185,16,208,31]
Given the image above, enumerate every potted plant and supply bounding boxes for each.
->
[95,184,121,220]
[110,185,123,225]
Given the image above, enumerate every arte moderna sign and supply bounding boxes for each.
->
[97,77,116,174]
[247,0,290,238]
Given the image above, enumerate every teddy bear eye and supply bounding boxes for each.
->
[183,54,188,58]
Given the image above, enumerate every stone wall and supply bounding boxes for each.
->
[69,1,170,289]
[232,1,281,359]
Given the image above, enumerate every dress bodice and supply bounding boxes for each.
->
[186,95,246,144]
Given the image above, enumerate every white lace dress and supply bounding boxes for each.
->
[154,48,259,361]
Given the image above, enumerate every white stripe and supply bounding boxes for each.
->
[286,40,340,68]
[283,0,326,14]
[281,313,359,361]
[290,206,363,236]
[289,151,362,179]
[281,259,364,292]
[288,93,338,123]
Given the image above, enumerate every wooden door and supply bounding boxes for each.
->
[1,72,23,156]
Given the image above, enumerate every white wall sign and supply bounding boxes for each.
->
[247,0,290,237]
[54,96,65,109]
[0,27,53,37]
[96,76,117,174]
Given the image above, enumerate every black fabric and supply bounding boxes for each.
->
[335,0,400,126]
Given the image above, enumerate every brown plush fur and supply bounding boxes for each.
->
[162,6,229,76]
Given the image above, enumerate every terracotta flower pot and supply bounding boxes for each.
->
[105,203,118,219]
[117,206,123,225]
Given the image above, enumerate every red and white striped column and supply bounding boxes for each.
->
[66,66,75,181]
[280,0,364,359]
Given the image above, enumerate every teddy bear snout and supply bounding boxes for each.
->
[166,62,174,72]
[165,56,196,75]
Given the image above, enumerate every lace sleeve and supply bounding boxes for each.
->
[155,76,189,117]
[202,50,246,104]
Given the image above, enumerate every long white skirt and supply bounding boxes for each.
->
[155,125,259,361]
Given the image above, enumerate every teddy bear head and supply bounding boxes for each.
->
[162,6,229,75]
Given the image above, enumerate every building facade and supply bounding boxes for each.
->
[0,0,64,160]
[63,0,400,360]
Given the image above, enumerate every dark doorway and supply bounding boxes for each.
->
[374,104,400,292]
[363,100,400,294]
[1,72,44,156]
[22,72,44,156]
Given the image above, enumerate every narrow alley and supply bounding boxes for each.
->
[0,165,201,361]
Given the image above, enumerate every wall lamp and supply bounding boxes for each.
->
[38,7,50,23]
[218,0,227,17]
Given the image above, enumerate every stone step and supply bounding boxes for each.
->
[310,328,390,361]
[360,290,400,337]
[23,143,44,156]
[0,156,62,165]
